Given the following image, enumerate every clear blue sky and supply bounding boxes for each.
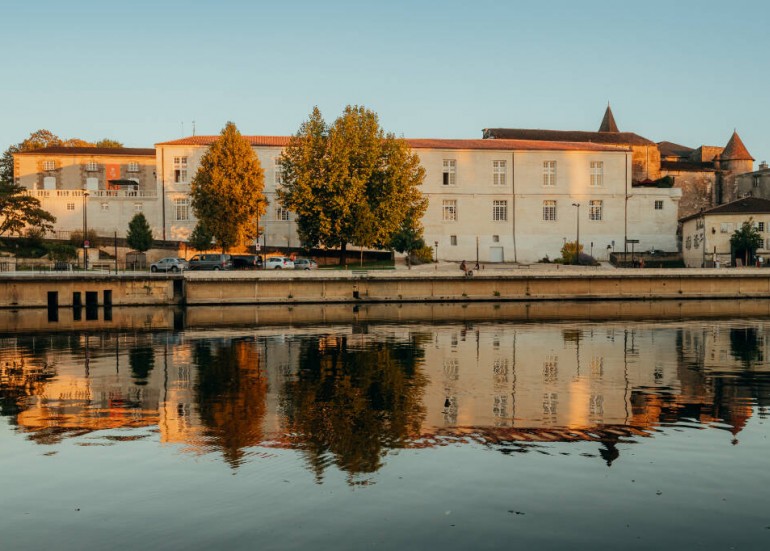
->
[2,0,769,163]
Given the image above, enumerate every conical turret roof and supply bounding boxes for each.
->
[720,130,754,161]
[599,104,619,133]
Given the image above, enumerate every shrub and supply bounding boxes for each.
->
[411,245,434,264]
[47,243,77,261]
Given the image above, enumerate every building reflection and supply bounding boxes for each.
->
[2,319,770,478]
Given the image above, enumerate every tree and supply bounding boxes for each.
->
[189,221,214,251]
[1,129,63,185]
[190,122,266,252]
[730,218,763,266]
[278,105,427,264]
[0,180,56,238]
[389,212,426,255]
[95,139,123,148]
[126,212,153,252]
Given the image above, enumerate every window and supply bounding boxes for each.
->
[492,235,500,243]
[43,176,56,190]
[274,158,283,185]
[542,200,556,221]
[450,235,457,246]
[276,207,290,221]
[758,222,765,232]
[127,162,140,173]
[543,161,556,186]
[100,202,109,211]
[720,223,731,233]
[134,203,143,213]
[174,157,188,183]
[66,203,75,211]
[442,159,456,186]
[590,161,603,187]
[442,199,457,221]
[85,161,98,171]
[654,200,663,210]
[492,160,506,185]
[589,200,603,221]
[492,200,508,221]
[43,160,56,171]
[86,177,99,191]
[175,198,189,221]
[754,176,761,189]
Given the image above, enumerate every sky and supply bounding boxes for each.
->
[2,0,770,164]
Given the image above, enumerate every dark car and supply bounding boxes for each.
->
[187,254,233,271]
[231,255,262,270]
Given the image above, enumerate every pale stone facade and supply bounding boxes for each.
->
[14,147,158,240]
[156,136,682,263]
[680,197,770,267]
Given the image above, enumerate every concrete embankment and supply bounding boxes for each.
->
[2,268,770,309]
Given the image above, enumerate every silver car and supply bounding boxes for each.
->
[150,257,188,273]
[294,258,318,270]
[265,256,295,269]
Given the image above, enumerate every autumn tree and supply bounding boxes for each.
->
[126,212,153,252]
[190,122,266,252]
[278,106,427,264]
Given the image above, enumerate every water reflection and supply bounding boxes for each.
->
[2,318,770,480]
[281,334,427,481]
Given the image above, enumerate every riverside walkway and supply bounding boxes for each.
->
[2,262,769,308]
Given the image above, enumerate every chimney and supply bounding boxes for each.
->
[760,160,769,170]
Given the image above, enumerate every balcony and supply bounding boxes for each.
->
[24,189,158,199]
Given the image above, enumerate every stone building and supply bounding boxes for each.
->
[484,106,757,220]
[679,196,770,268]
[156,135,681,263]
[736,161,770,200]
[13,146,158,240]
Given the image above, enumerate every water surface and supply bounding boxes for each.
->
[2,305,770,550]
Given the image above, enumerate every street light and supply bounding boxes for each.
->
[572,202,580,265]
[83,190,90,270]
[434,241,439,263]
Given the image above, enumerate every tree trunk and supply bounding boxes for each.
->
[339,242,347,266]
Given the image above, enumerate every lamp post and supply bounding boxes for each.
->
[572,202,580,265]
[83,190,90,270]
[434,241,439,263]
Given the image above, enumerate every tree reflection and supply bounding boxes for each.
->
[193,339,267,468]
[729,328,761,366]
[128,347,154,385]
[281,335,427,482]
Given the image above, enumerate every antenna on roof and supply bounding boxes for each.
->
[192,121,196,136]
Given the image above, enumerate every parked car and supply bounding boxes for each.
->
[294,258,318,270]
[265,256,295,269]
[231,254,262,270]
[150,257,189,273]
[187,254,233,271]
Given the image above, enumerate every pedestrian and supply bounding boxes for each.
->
[460,260,467,273]
[474,261,480,271]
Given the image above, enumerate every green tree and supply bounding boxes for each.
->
[278,105,427,265]
[389,212,426,255]
[69,229,100,249]
[1,129,63,185]
[189,221,214,251]
[126,212,153,252]
[730,218,763,266]
[190,122,266,252]
[0,180,56,238]
[95,138,123,148]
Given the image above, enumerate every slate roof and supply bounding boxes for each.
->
[599,105,619,133]
[657,141,694,158]
[157,135,629,152]
[15,146,155,156]
[679,197,770,223]
[660,160,716,172]
[482,128,656,146]
[720,131,754,161]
